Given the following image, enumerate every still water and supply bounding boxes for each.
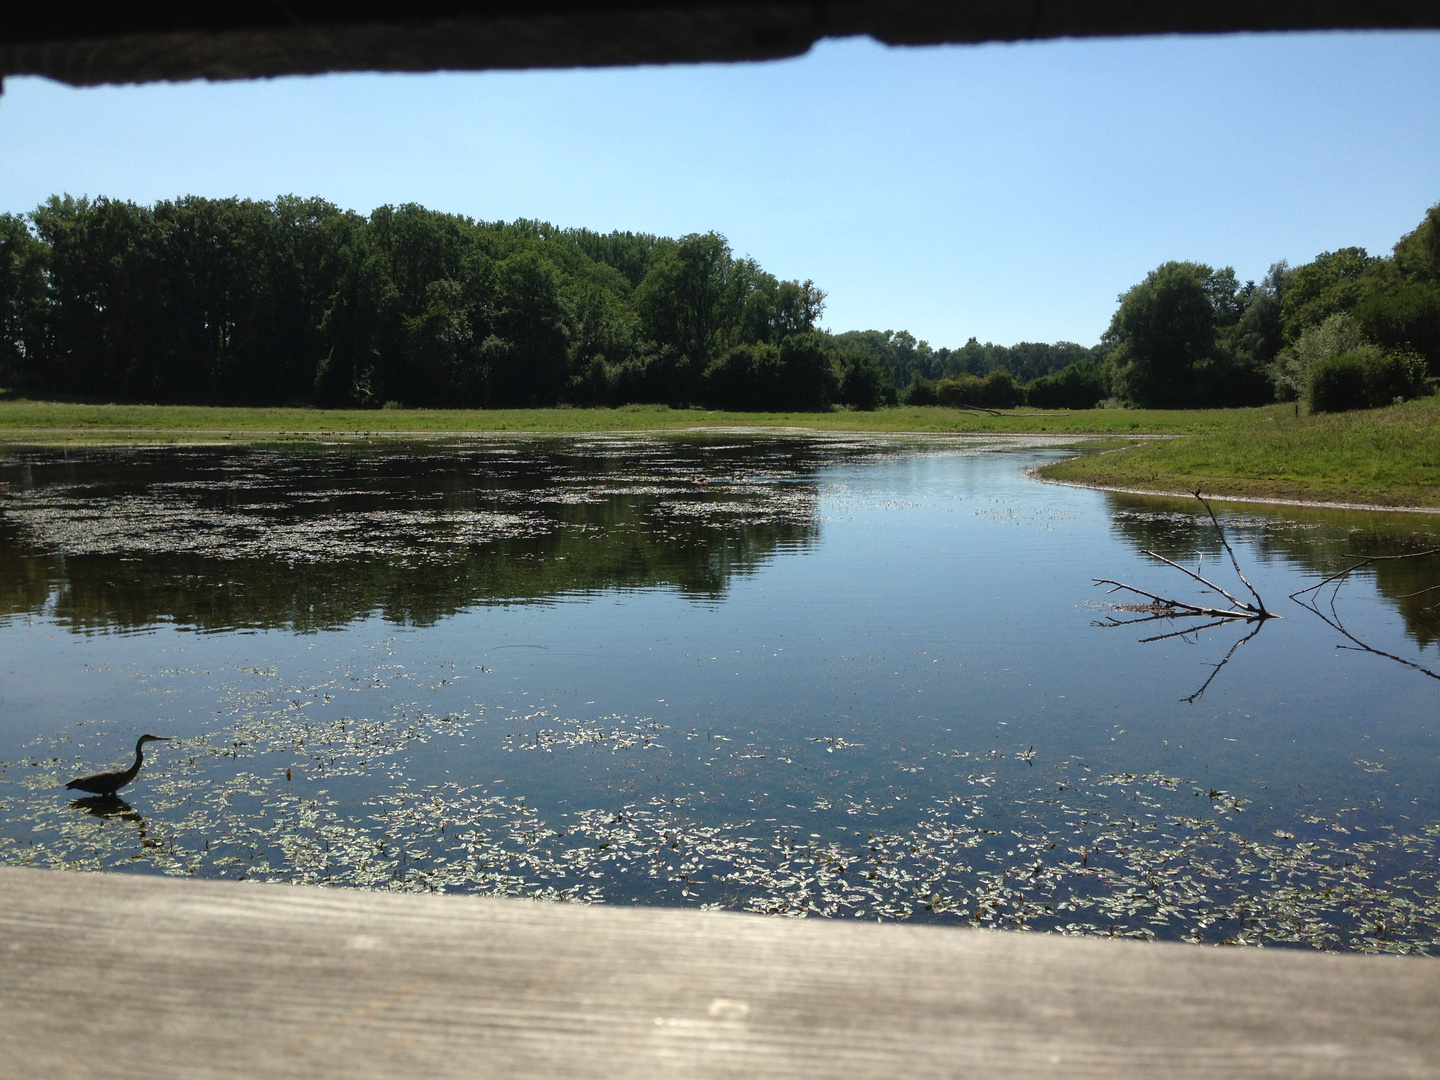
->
[1,435,1437,951]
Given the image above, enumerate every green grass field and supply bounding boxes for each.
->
[1,396,1434,509]
[1036,394,1440,509]
[0,397,1284,439]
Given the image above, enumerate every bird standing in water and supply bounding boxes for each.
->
[66,734,172,796]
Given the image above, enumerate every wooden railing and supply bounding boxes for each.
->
[2,866,1437,1078]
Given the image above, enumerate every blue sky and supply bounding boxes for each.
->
[2,31,1438,347]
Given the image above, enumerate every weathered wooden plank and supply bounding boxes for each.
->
[1,866,1437,1079]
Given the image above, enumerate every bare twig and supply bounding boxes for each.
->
[1092,580,1258,622]
[1139,549,1256,613]
[1093,491,1279,702]
[1396,582,1440,599]
[1191,490,1270,617]
[1139,618,1239,644]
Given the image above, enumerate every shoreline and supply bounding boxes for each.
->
[2,422,1433,516]
[1028,466,1440,516]
[0,426,1146,447]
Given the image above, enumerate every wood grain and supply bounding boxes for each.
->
[2,866,1437,1079]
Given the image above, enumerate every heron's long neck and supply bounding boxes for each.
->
[126,740,147,780]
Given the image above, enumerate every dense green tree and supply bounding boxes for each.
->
[636,233,739,371]
[0,214,49,392]
[827,329,934,387]
[1280,247,1374,341]
[1024,360,1108,409]
[833,349,895,410]
[1352,203,1440,372]
[1222,262,1289,377]
[487,250,571,406]
[1104,261,1229,408]
[315,222,401,406]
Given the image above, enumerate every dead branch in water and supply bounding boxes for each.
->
[1192,489,1271,617]
[1096,495,1440,697]
[1093,491,1276,701]
[1289,548,1440,683]
[1091,581,1258,624]
[1093,492,1276,628]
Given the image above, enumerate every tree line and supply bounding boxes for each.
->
[0,195,862,411]
[1098,201,1439,411]
[1,193,1436,412]
[837,200,1438,413]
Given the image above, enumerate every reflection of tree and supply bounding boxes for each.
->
[0,440,836,633]
[1290,552,1440,682]
[1104,492,1440,649]
[9,519,814,633]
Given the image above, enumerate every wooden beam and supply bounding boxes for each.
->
[2,866,1438,1079]
[5,1,1440,86]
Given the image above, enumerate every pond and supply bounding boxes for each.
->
[1,434,1437,952]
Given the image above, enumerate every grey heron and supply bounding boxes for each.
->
[65,734,172,796]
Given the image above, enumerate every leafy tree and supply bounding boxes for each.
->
[833,349,895,410]
[31,195,170,400]
[1024,361,1108,410]
[1104,261,1231,408]
[636,232,739,371]
[316,222,402,406]
[1280,247,1374,341]
[1352,203,1440,373]
[488,250,570,406]
[1393,202,1440,282]
[739,272,824,345]
[1222,262,1289,380]
[0,213,49,392]
[1272,312,1368,401]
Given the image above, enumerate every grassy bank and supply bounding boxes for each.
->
[0,398,1286,441]
[1036,395,1440,509]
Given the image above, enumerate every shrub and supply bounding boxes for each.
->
[933,369,1023,409]
[1272,312,1367,401]
[934,374,985,407]
[1025,361,1108,409]
[902,374,937,406]
[981,368,1024,408]
[1307,346,1430,412]
[701,334,836,412]
[833,350,895,410]
[702,343,773,411]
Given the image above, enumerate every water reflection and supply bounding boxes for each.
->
[70,794,139,820]
[1104,492,1440,651]
[1290,553,1440,683]
[0,438,857,632]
